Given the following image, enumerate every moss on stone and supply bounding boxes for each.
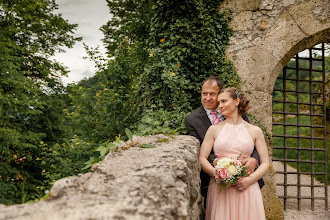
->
[262,182,284,220]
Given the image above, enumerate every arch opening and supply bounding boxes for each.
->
[271,42,329,211]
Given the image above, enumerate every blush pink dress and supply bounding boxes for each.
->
[205,122,266,220]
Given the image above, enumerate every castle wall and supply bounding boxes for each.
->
[221,0,330,218]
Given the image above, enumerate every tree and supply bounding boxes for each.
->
[0,0,81,204]
[80,0,239,139]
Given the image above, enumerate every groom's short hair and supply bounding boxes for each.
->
[201,76,224,91]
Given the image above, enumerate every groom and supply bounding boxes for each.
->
[185,76,264,202]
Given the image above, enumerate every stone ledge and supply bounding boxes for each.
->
[0,135,201,220]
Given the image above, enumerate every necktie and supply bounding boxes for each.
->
[210,111,220,125]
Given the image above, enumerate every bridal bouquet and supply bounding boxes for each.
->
[213,157,250,189]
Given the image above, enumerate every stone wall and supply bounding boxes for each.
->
[0,135,201,220]
[220,0,330,219]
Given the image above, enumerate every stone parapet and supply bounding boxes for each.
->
[0,135,201,220]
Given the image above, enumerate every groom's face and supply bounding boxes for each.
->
[201,81,220,110]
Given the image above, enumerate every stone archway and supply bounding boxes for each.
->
[221,0,330,219]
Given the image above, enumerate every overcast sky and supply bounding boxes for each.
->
[54,0,111,85]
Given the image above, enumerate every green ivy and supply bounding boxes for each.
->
[82,0,240,140]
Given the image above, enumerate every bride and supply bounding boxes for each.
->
[199,88,269,220]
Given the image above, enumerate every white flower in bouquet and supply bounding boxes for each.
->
[227,165,238,175]
[215,157,232,169]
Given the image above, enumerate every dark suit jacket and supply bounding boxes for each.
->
[185,106,264,197]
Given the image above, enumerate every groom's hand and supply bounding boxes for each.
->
[242,157,257,173]
[236,176,254,192]
[213,158,219,167]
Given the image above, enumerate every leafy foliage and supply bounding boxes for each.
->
[71,0,240,174]
[0,0,81,204]
[1,0,240,205]
[35,137,96,196]
[77,0,239,142]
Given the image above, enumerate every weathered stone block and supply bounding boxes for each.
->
[287,0,330,36]
[0,135,201,220]
[257,18,269,31]
[236,0,260,12]
[260,0,274,10]
[219,0,233,11]
[260,11,307,60]
[227,45,279,93]
[283,0,296,7]
[231,11,254,31]
[244,91,273,133]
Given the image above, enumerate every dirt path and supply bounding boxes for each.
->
[273,161,329,220]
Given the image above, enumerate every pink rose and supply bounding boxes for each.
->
[233,160,242,166]
[220,168,228,179]
[214,170,220,179]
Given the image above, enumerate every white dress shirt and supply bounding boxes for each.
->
[203,107,224,125]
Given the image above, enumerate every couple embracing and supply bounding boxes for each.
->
[185,76,269,220]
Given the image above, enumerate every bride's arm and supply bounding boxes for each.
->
[237,126,269,191]
[199,126,217,176]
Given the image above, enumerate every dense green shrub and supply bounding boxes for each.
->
[78,0,240,142]
[0,0,83,204]
[1,0,240,204]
